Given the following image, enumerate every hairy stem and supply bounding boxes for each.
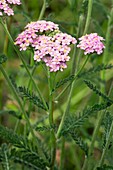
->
[83,0,93,35]
[48,70,56,170]
[38,0,46,20]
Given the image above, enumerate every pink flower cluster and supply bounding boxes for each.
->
[0,0,21,16]
[15,20,105,72]
[77,33,105,55]
[15,20,77,72]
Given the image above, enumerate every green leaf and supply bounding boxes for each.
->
[102,112,113,149]
[61,102,112,135]
[0,54,7,64]
[0,125,48,169]
[52,75,74,92]
[0,110,22,119]
[97,164,113,170]
[0,144,11,170]
[84,80,113,104]
[18,86,48,111]
[35,125,56,132]
[81,0,88,14]
[8,110,22,119]
[78,64,113,78]
[70,132,88,156]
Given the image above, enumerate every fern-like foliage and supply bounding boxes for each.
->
[52,75,74,92]
[81,0,88,14]
[0,125,49,170]
[0,125,25,147]
[8,110,22,119]
[11,149,47,170]
[84,80,113,104]
[78,64,113,78]
[97,164,113,170]
[0,144,11,170]
[0,110,21,119]
[61,102,112,135]
[9,75,18,92]
[18,86,48,111]
[33,115,49,129]
[70,131,88,156]
[102,112,113,149]
[35,125,56,132]
[0,54,7,64]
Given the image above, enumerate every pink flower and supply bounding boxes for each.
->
[0,0,21,16]
[15,20,77,72]
[77,33,105,55]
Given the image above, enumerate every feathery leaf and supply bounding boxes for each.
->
[84,80,113,104]
[102,112,113,149]
[0,144,11,170]
[78,64,113,78]
[52,75,74,92]
[97,164,113,170]
[0,125,49,169]
[18,86,48,111]
[0,54,7,64]
[61,102,112,135]
[70,132,88,156]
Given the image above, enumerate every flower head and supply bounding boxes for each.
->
[77,33,105,55]
[15,20,77,72]
[0,0,21,16]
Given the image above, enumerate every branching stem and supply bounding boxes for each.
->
[56,55,89,139]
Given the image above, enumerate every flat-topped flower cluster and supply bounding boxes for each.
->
[0,0,21,16]
[15,20,105,72]
[15,20,77,72]
[77,33,105,55]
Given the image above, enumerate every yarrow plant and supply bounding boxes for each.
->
[77,33,105,55]
[0,0,21,16]
[15,20,77,72]
[0,1,113,170]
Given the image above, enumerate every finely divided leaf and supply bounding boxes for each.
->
[18,86,48,111]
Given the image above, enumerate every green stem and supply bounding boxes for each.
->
[59,137,65,170]
[38,0,46,20]
[98,116,113,167]
[100,6,113,92]
[56,55,89,138]
[4,149,10,170]
[0,64,36,142]
[93,6,113,168]
[83,0,93,35]
[95,80,113,169]
[14,119,20,133]
[82,5,113,170]
[0,19,48,112]
[23,54,35,136]
[71,14,84,75]
[47,69,56,170]
[55,55,89,101]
